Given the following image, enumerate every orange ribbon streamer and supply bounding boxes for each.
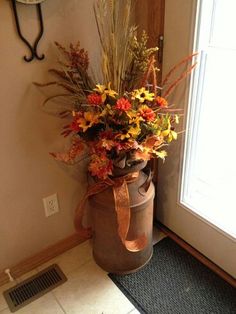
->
[74,172,147,252]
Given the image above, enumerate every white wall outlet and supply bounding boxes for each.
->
[43,193,59,217]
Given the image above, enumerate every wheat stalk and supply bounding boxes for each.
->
[94,0,134,94]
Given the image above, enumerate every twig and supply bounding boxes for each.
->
[162,52,198,87]
[163,62,197,98]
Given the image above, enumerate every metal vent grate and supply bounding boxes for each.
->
[3,264,67,312]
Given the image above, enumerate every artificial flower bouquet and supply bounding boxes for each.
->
[56,80,177,180]
[37,0,197,181]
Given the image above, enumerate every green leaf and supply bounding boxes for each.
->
[175,114,180,124]
[155,150,167,159]
[171,130,178,140]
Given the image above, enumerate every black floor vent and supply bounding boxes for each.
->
[3,264,67,312]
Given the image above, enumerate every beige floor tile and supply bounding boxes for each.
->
[37,240,93,276]
[3,293,63,314]
[53,259,134,314]
[0,308,11,314]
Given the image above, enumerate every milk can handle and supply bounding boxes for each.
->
[138,167,153,195]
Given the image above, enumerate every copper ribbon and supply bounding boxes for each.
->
[74,172,147,252]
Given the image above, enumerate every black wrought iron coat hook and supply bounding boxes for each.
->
[11,0,46,62]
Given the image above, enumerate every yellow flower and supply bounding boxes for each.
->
[160,118,178,143]
[84,111,98,122]
[128,124,141,138]
[161,119,171,137]
[77,112,100,132]
[161,129,170,137]
[94,83,118,102]
[175,114,179,124]
[167,130,178,143]
[153,150,167,160]
[115,126,141,140]
[131,87,155,103]
[127,111,143,124]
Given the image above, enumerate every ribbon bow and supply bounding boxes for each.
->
[74,171,147,252]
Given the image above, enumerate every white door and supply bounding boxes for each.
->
[156,0,236,278]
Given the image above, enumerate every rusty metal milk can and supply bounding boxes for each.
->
[89,162,155,274]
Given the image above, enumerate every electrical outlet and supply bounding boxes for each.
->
[43,193,59,217]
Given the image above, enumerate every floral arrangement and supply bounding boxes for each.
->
[57,79,177,180]
[37,0,197,180]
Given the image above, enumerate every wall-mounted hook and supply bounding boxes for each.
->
[11,0,46,62]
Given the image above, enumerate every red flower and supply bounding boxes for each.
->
[115,98,132,111]
[87,93,103,105]
[69,112,83,132]
[156,96,168,108]
[139,105,156,121]
[70,119,81,132]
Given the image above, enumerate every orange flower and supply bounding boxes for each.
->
[87,93,103,105]
[138,105,155,121]
[115,98,132,111]
[156,96,168,108]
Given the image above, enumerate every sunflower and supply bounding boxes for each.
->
[131,87,155,103]
[127,111,143,124]
[94,83,118,102]
[77,112,100,132]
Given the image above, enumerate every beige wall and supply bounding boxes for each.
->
[0,0,98,270]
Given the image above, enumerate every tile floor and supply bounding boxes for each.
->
[0,228,166,314]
